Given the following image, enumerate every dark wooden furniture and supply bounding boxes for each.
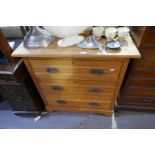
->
[0,28,44,114]
[20,26,30,37]
[117,26,155,112]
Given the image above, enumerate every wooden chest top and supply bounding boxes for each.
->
[12,35,140,59]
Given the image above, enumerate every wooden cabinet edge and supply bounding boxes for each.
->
[111,59,129,109]
[23,58,48,109]
[45,105,113,116]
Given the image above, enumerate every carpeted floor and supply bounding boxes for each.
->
[0,100,155,129]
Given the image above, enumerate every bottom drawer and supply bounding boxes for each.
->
[46,104,113,116]
[118,96,155,107]
[45,97,111,110]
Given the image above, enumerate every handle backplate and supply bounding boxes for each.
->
[47,67,59,73]
[57,100,66,104]
[89,102,99,107]
[51,85,63,91]
[89,87,102,93]
[90,68,104,75]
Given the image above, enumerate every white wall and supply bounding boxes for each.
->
[0,26,23,38]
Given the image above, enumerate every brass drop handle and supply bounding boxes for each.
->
[89,87,102,93]
[142,99,153,104]
[57,100,66,104]
[51,85,63,91]
[47,67,59,73]
[89,102,99,107]
[90,68,104,75]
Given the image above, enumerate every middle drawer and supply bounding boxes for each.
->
[40,83,115,97]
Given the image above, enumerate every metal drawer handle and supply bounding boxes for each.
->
[57,100,66,104]
[47,67,59,73]
[90,68,104,75]
[89,102,99,107]
[89,87,102,93]
[51,85,63,91]
[142,99,153,104]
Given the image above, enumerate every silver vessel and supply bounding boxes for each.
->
[77,35,101,49]
[24,26,54,48]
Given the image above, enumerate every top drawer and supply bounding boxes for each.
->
[29,59,122,81]
[143,27,155,49]
[29,59,122,67]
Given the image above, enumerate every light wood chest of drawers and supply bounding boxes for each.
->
[12,35,141,116]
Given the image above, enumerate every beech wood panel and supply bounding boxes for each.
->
[39,84,115,95]
[44,92,113,101]
[38,79,117,87]
[33,70,119,81]
[46,105,113,116]
[110,59,129,108]
[34,73,119,81]
[45,98,111,109]
[32,66,120,75]
[23,58,49,107]
[29,59,122,68]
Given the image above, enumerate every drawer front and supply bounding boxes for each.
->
[143,28,155,48]
[123,87,155,97]
[39,83,115,96]
[44,91,113,100]
[32,66,119,75]
[131,70,155,79]
[30,59,121,81]
[119,96,155,107]
[45,98,111,110]
[34,72,119,81]
[38,79,117,87]
[29,59,122,68]
[32,66,119,81]
[133,49,155,69]
[141,49,155,56]
[46,105,112,115]
[127,79,155,88]
[134,59,155,69]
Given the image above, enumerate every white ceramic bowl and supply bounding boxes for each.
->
[44,26,88,38]
[105,27,117,40]
[92,27,104,37]
[117,27,130,40]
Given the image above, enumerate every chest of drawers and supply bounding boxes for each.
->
[12,35,140,116]
[118,27,155,112]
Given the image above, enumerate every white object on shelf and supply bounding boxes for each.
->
[57,35,84,47]
[105,27,117,40]
[44,26,88,47]
[117,27,130,41]
[44,26,88,38]
[92,26,104,38]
